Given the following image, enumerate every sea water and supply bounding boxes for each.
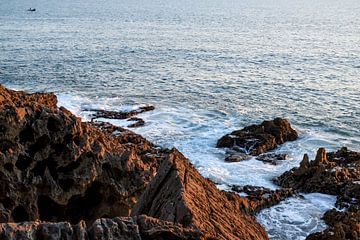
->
[1,0,359,239]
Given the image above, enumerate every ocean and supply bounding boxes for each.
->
[1,0,359,239]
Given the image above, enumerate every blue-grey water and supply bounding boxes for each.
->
[1,0,359,239]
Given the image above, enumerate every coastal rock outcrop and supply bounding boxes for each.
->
[306,209,360,240]
[275,147,360,195]
[0,85,164,224]
[275,147,360,240]
[132,149,269,240]
[217,118,298,155]
[0,85,269,239]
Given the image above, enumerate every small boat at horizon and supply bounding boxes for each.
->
[27,8,36,12]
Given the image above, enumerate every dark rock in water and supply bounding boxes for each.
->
[275,147,359,195]
[306,209,360,240]
[217,118,298,155]
[0,85,269,239]
[132,149,269,240]
[275,147,360,240]
[336,182,360,212]
[256,153,289,164]
[0,85,163,224]
[85,105,154,121]
[127,117,145,128]
[230,185,294,213]
[225,152,252,162]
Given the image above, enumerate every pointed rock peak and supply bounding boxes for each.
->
[314,148,328,165]
[300,154,310,169]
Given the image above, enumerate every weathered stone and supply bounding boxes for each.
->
[132,149,269,240]
[0,85,164,224]
[306,209,360,240]
[225,153,252,162]
[217,118,298,155]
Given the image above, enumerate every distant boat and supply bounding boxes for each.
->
[27,8,36,12]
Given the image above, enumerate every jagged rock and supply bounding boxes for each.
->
[0,215,201,240]
[275,147,359,195]
[85,106,154,121]
[230,185,294,213]
[336,183,360,212]
[0,85,164,224]
[306,209,360,240]
[132,149,269,240]
[0,85,270,239]
[217,118,298,155]
[127,117,145,128]
[256,153,289,165]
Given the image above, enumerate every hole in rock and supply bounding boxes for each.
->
[64,134,73,144]
[57,160,80,173]
[19,127,35,143]
[2,197,14,209]
[47,116,61,132]
[58,178,74,192]
[32,157,58,178]
[29,135,50,157]
[38,195,64,221]
[65,181,104,224]
[12,206,29,222]
[4,163,13,172]
[15,155,32,171]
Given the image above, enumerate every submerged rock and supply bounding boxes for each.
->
[132,149,269,240]
[217,118,298,156]
[85,106,154,121]
[256,153,289,165]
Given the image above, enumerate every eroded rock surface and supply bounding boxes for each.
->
[217,118,298,156]
[0,215,201,240]
[132,149,269,240]
[0,85,270,239]
[0,85,164,224]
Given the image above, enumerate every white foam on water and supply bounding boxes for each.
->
[257,193,337,240]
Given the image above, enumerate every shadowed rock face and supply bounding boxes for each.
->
[0,85,164,224]
[217,118,298,156]
[0,85,269,239]
[132,149,269,240]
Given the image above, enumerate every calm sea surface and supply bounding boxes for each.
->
[1,0,359,239]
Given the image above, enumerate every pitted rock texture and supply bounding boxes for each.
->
[132,149,269,240]
[0,85,164,224]
[0,215,201,240]
[0,85,270,239]
[217,118,298,155]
